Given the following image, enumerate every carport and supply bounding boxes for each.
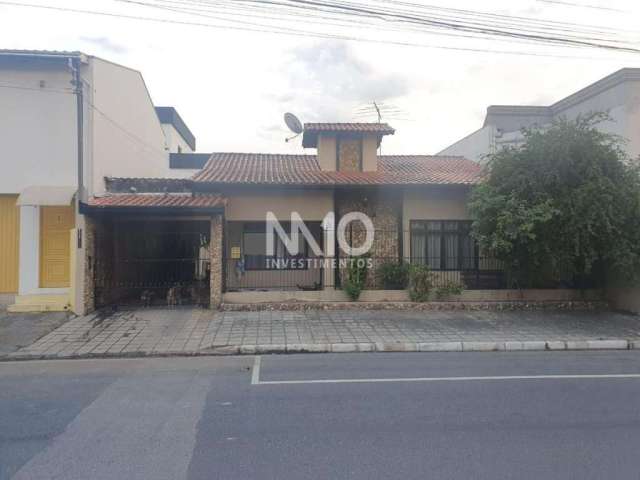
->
[81,192,225,310]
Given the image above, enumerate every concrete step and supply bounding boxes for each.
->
[7,294,70,313]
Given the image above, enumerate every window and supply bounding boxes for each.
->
[242,223,308,270]
[410,220,477,270]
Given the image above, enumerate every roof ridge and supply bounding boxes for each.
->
[210,152,317,156]
[379,154,467,158]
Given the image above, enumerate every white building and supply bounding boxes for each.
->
[0,50,198,312]
[439,68,640,164]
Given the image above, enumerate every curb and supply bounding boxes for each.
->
[2,339,637,361]
[221,301,609,312]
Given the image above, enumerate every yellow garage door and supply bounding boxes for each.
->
[40,206,75,288]
[0,195,19,293]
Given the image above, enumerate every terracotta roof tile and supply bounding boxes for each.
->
[87,193,226,209]
[303,123,395,134]
[192,153,481,186]
[302,122,395,147]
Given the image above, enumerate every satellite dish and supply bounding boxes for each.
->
[284,112,303,134]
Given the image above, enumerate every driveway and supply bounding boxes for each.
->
[7,307,640,359]
[0,309,71,356]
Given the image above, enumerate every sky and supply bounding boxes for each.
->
[0,0,639,155]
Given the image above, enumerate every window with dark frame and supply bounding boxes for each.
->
[242,222,309,271]
[410,220,477,271]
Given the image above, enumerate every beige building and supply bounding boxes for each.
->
[81,123,487,309]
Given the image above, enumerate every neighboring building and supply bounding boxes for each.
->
[439,68,640,163]
[155,106,196,154]
[0,50,198,312]
[81,122,486,310]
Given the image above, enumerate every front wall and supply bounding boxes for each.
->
[402,187,471,261]
[0,63,77,194]
[316,134,337,171]
[91,58,171,193]
[0,195,19,293]
[403,188,470,226]
[225,189,334,221]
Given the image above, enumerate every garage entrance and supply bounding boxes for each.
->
[94,218,211,308]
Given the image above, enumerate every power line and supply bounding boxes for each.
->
[0,77,168,159]
[0,82,75,94]
[169,0,640,42]
[87,100,170,159]
[240,0,640,53]
[537,0,631,13]
[0,1,633,60]
[126,0,640,50]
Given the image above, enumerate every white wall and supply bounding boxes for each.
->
[438,126,495,164]
[161,123,193,153]
[440,69,640,163]
[552,79,640,160]
[90,58,170,194]
[0,61,78,193]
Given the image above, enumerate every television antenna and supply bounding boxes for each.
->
[284,112,303,142]
[353,101,409,123]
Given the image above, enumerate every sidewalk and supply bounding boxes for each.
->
[4,307,640,360]
[0,309,71,355]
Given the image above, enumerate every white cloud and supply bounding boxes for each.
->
[79,36,128,55]
[280,41,410,123]
[0,0,636,155]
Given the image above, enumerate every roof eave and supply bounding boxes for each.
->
[80,202,225,216]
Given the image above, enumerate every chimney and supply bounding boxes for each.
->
[302,123,395,172]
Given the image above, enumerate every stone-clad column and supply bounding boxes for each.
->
[209,214,223,309]
[82,215,96,314]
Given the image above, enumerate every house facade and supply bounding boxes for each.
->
[0,50,197,312]
[80,122,489,310]
[439,68,640,163]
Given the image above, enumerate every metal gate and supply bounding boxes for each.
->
[94,219,211,308]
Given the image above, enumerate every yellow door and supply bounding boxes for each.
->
[40,206,75,288]
[0,195,19,293]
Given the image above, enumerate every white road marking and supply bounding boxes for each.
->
[251,355,262,385]
[252,372,640,386]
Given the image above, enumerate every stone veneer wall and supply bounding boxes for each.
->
[83,216,96,314]
[335,189,402,287]
[338,138,361,172]
[210,214,223,308]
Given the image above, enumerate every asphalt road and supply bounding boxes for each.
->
[2,351,640,479]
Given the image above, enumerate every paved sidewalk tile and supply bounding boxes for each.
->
[6,307,640,359]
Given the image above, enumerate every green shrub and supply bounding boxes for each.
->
[434,280,465,300]
[377,262,409,290]
[343,256,369,301]
[408,264,433,302]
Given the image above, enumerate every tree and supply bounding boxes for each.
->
[469,113,640,288]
